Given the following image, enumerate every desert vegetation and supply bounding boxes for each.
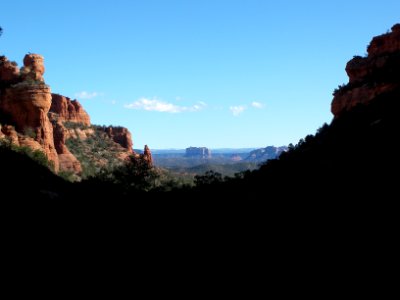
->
[65,125,128,178]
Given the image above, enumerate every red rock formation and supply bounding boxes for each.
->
[0,125,19,145]
[367,24,400,57]
[1,52,147,176]
[332,24,400,117]
[49,96,135,174]
[0,56,20,82]
[18,136,43,152]
[50,94,91,126]
[141,145,153,166]
[1,124,47,154]
[103,126,133,151]
[20,54,45,82]
[0,82,59,170]
[53,121,82,174]
[64,127,95,140]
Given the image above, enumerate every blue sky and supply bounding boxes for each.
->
[1,0,399,149]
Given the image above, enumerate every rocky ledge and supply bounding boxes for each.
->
[331,24,400,117]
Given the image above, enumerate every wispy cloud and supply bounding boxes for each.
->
[251,101,264,109]
[229,105,247,116]
[124,98,206,113]
[75,91,101,99]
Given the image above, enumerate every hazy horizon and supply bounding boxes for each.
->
[1,0,399,148]
[149,147,261,152]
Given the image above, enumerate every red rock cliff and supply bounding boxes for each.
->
[50,94,90,126]
[52,121,82,174]
[0,56,19,82]
[0,54,59,170]
[1,53,150,175]
[332,24,400,117]
[102,126,133,152]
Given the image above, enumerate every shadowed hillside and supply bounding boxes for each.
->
[0,141,71,199]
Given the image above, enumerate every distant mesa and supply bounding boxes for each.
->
[185,147,211,159]
[245,146,287,162]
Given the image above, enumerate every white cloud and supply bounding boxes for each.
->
[124,98,206,113]
[251,101,264,109]
[229,105,247,116]
[75,91,101,99]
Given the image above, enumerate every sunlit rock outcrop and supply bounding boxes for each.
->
[50,94,91,126]
[0,55,59,170]
[0,53,153,176]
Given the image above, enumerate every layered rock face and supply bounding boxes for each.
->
[2,83,52,132]
[49,94,92,173]
[50,94,90,126]
[332,24,400,117]
[1,124,44,152]
[53,121,82,174]
[49,96,135,170]
[1,52,151,176]
[0,54,59,170]
[102,126,133,151]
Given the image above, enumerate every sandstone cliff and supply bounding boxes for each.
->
[53,121,82,174]
[332,24,400,117]
[0,54,59,170]
[101,126,133,151]
[50,94,90,126]
[53,116,137,177]
[0,53,150,177]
